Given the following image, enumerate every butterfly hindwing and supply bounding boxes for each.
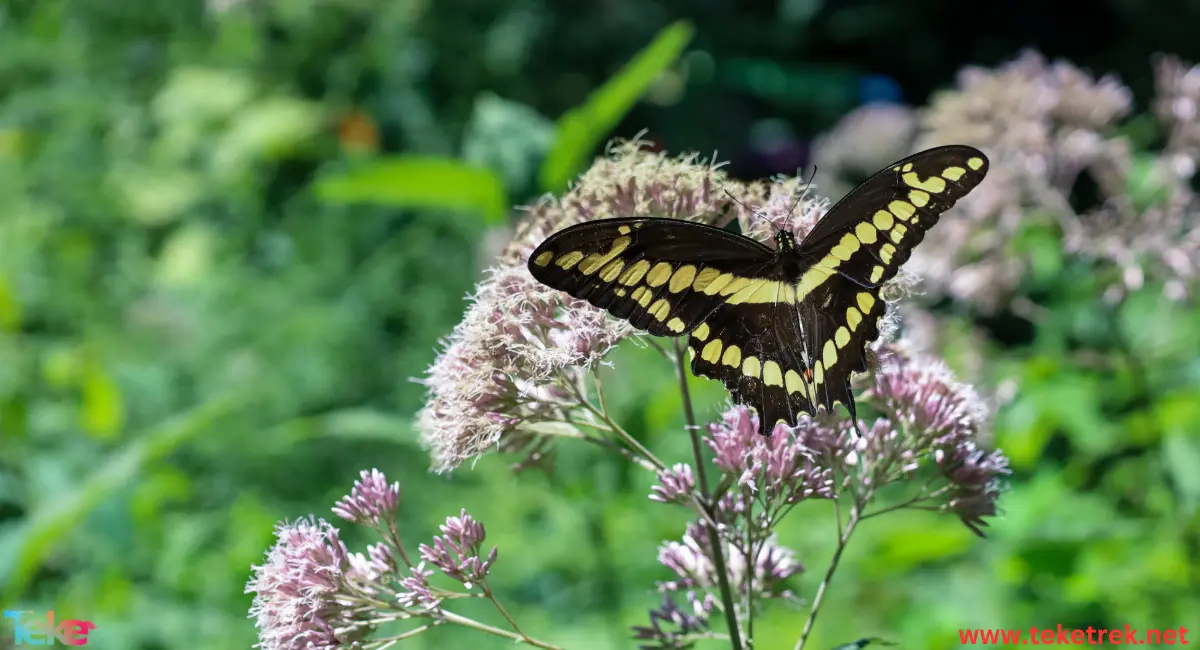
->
[528,218,777,337]
[687,296,819,434]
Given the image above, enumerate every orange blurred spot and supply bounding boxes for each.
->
[337,110,379,153]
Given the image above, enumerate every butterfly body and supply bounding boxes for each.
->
[527,146,990,434]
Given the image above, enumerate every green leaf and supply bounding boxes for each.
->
[80,363,125,440]
[0,393,247,604]
[1163,432,1200,515]
[315,156,508,224]
[1126,151,1172,212]
[539,21,694,193]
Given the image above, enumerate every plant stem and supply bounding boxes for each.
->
[439,610,565,650]
[482,581,529,641]
[674,339,744,650]
[575,369,668,471]
[370,622,441,649]
[793,501,862,650]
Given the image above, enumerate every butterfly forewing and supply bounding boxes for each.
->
[526,146,990,435]
[798,145,990,290]
[779,146,989,424]
[528,218,777,337]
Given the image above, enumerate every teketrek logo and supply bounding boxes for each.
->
[4,610,96,646]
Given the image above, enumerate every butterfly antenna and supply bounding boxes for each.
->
[787,164,818,220]
[724,187,773,231]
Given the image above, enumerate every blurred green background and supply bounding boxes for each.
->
[1,0,1198,648]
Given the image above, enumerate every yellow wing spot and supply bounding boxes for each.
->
[891,166,900,171]
[632,286,652,307]
[703,273,735,295]
[646,262,674,287]
[578,236,631,275]
[857,292,876,313]
[689,347,696,361]
[615,288,627,297]
[796,265,834,302]
[902,171,947,194]
[556,251,584,269]
[763,361,783,387]
[889,200,915,221]
[692,267,722,291]
[890,223,907,243]
[650,298,671,321]
[721,344,742,368]
[618,225,632,235]
[742,356,762,379]
[669,265,697,293]
[718,277,752,296]
[813,362,824,387]
[855,222,878,245]
[728,279,794,305]
[701,339,724,363]
[599,259,625,282]
[902,162,913,172]
[831,232,860,261]
[846,306,863,331]
[533,251,554,267]
[967,157,984,170]
[840,232,862,252]
[822,340,838,369]
[869,265,884,283]
[942,166,967,181]
[785,369,803,395]
[619,260,650,286]
[880,243,896,264]
[872,210,894,230]
[693,322,710,341]
[835,326,851,348]
[667,317,686,333]
[908,189,930,208]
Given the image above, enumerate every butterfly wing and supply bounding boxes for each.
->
[530,217,811,431]
[685,294,824,434]
[787,145,990,419]
[528,218,777,337]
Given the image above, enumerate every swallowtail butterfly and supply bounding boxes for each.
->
[528,146,989,434]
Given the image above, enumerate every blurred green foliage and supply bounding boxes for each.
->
[0,0,1197,649]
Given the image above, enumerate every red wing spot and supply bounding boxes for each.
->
[804,369,813,380]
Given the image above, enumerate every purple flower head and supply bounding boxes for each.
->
[936,440,1010,536]
[867,351,989,449]
[347,542,397,587]
[332,469,400,525]
[723,534,804,600]
[856,345,1010,532]
[650,463,696,504]
[245,517,369,650]
[631,591,714,650]
[842,417,914,488]
[705,405,836,503]
[396,562,441,611]
[657,522,802,600]
[418,509,498,588]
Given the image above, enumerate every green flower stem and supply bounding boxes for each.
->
[674,339,745,650]
[482,581,532,642]
[438,610,565,650]
[793,500,862,650]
